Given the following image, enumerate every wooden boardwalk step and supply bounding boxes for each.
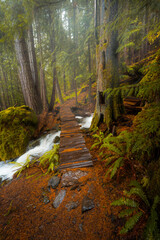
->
[59,102,93,170]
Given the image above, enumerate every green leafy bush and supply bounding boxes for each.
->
[0,106,38,161]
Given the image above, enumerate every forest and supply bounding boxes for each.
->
[0,0,160,239]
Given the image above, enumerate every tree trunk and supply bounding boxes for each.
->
[48,10,57,112]
[36,14,49,111]
[87,0,92,103]
[0,74,7,109]
[40,66,49,110]
[27,24,40,95]
[91,0,123,131]
[56,78,64,104]
[15,32,43,114]
[73,1,78,105]
[1,66,11,107]
[63,72,66,95]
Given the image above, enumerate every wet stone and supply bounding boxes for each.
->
[53,190,66,208]
[61,170,88,187]
[54,136,60,143]
[82,196,94,213]
[70,183,80,190]
[48,176,60,189]
[65,201,79,211]
[43,196,50,204]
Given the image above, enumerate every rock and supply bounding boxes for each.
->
[54,136,60,143]
[70,183,80,190]
[48,176,60,189]
[82,196,94,213]
[43,196,50,204]
[27,139,40,150]
[65,201,79,211]
[79,223,83,232]
[53,190,66,208]
[61,170,88,187]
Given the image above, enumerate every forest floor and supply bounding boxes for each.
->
[0,85,146,240]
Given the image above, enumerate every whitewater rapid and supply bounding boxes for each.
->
[0,131,61,181]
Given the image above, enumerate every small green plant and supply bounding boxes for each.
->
[4,200,13,217]
[111,180,160,238]
[13,144,60,178]
[101,131,133,179]
[14,156,34,178]
[90,130,105,150]
[38,144,60,174]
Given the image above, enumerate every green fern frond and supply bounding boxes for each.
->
[118,208,137,218]
[110,157,124,178]
[144,196,160,240]
[111,197,139,208]
[102,142,123,156]
[125,186,150,207]
[90,142,101,150]
[105,156,117,166]
[120,211,143,234]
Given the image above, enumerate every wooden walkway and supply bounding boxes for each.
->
[59,102,93,169]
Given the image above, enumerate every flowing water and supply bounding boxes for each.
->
[0,114,93,182]
[75,114,93,129]
[0,131,61,181]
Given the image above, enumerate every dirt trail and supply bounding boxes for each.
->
[0,99,119,240]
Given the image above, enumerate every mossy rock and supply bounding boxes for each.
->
[0,105,38,161]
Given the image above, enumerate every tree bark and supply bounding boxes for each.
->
[91,0,123,131]
[56,78,64,104]
[48,11,57,112]
[15,32,43,114]
[73,0,78,105]
[87,0,92,103]
[36,13,49,111]
[27,24,40,95]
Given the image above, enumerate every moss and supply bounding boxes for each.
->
[0,105,38,161]
[89,112,99,131]
[131,103,160,164]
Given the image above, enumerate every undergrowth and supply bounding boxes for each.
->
[112,181,160,239]
[14,144,60,177]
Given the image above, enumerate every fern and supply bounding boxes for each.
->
[39,144,59,174]
[111,197,139,208]
[90,130,104,150]
[118,208,136,218]
[106,157,124,179]
[13,156,34,178]
[120,212,143,234]
[144,196,160,240]
[112,181,160,237]
[101,131,133,179]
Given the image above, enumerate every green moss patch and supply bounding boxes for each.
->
[0,105,38,161]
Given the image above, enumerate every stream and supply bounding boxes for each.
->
[0,114,93,182]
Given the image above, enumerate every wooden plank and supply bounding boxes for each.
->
[59,103,93,169]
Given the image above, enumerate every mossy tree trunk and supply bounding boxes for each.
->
[91,0,123,131]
